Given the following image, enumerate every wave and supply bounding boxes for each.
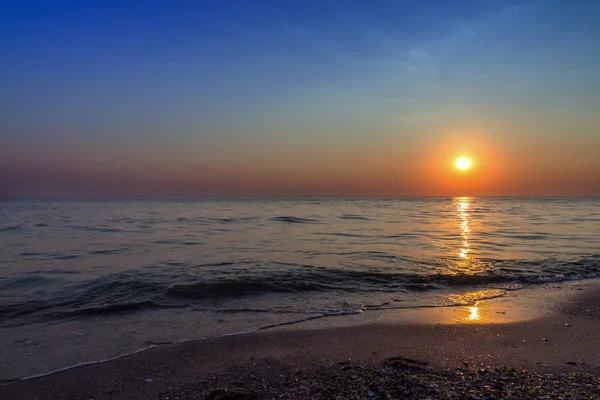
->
[16,248,140,260]
[270,216,320,224]
[68,225,124,233]
[209,216,259,223]
[0,225,21,232]
[153,239,203,246]
[165,280,299,299]
[339,214,370,220]
[1,255,599,326]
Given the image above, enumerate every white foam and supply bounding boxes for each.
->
[7,345,158,384]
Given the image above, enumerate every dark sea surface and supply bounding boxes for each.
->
[1,197,600,379]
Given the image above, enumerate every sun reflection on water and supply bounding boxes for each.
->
[456,197,471,259]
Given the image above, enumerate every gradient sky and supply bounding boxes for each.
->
[1,0,599,197]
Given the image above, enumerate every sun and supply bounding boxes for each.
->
[455,157,471,170]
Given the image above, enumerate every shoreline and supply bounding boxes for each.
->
[2,279,599,399]
[1,278,594,383]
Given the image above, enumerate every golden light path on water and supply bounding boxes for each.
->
[456,197,471,260]
[455,198,483,322]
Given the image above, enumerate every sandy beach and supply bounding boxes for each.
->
[2,280,599,399]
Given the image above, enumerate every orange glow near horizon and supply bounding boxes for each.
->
[417,133,509,196]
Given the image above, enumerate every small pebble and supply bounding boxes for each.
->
[565,323,571,327]
[144,378,153,383]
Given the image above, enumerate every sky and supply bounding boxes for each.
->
[1,0,599,197]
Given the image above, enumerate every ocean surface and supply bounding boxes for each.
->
[1,197,600,380]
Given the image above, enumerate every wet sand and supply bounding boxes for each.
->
[1,280,599,399]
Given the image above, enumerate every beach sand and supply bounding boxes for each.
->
[1,280,599,399]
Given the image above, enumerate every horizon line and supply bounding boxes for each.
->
[2,195,599,200]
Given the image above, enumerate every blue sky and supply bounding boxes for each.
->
[1,0,599,196]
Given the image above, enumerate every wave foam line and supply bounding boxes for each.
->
[0,345,158,386]
[0,309,370,385]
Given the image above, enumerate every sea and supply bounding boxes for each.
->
[1,197,600,380]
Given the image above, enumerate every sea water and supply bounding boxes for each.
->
[1,197,599,380]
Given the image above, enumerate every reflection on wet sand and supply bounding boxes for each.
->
[468,304,480,321]
[387,288,548,325]
[445,289,504,323]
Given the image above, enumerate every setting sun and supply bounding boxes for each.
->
[455,157,471,170]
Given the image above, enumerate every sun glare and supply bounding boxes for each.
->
[455,157,471,170]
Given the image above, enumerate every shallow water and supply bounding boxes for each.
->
[1,197,599,379]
